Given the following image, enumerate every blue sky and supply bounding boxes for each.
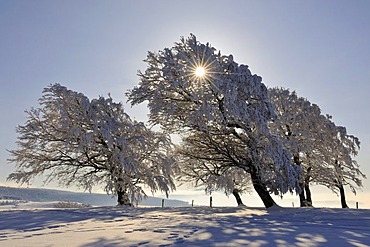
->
[1,0,369,208]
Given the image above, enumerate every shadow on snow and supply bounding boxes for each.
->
[0,206,369,246]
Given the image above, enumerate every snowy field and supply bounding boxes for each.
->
[0,203,369,247]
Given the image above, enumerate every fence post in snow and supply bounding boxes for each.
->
[210,196,213,208]
[356,202,359,209]
[161,199,164,208]
[191,200,194,207]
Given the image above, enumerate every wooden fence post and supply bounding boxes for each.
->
[210,196,213,208]
[161,199,164,208]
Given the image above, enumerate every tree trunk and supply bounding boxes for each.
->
[232,189,244,206]
[117,189,132,206]
[304,167,312,207]
[338,184,349,208]
[334,161,349,209]
[250,168,276,208]
[299,182,307,207]
[294,155,308,207]
[304,183,312,206]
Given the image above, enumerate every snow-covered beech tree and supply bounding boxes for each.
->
[268,88,326,206]
[317,117,365,208]
[7,84,176,206]
[268,88,366,207]
[127,34,301,208]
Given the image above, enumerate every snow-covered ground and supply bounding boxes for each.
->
[0,202,369,247]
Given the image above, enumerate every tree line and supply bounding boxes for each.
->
[7,34,366,208]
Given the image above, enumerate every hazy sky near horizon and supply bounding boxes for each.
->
[1,0,370,208]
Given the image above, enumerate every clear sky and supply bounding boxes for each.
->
[1,0,369,208]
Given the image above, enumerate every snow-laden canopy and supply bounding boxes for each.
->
[128,34,301,207]
[268,87,365,207]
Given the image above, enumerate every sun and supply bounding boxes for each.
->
[194,67,206,77]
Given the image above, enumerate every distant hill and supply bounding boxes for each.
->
[0,186,189,207]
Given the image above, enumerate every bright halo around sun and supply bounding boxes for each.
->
[194,67,206,77]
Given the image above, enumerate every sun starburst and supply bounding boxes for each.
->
[175,43,224,94]
[194,67,206,77]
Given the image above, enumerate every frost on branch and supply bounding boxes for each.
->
[127,34,301,208]
[176,130,253,200]
[7,84,176,206]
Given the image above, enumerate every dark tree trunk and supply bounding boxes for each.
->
[117,189,132,206]
[304,167,313,207]
[294,154,308,207]
[334,161,349,208]
[250,168,276,208]
[232,189,244,206]
[304,183,312,206]
[299,182,307,207]
[338,184,349,208]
